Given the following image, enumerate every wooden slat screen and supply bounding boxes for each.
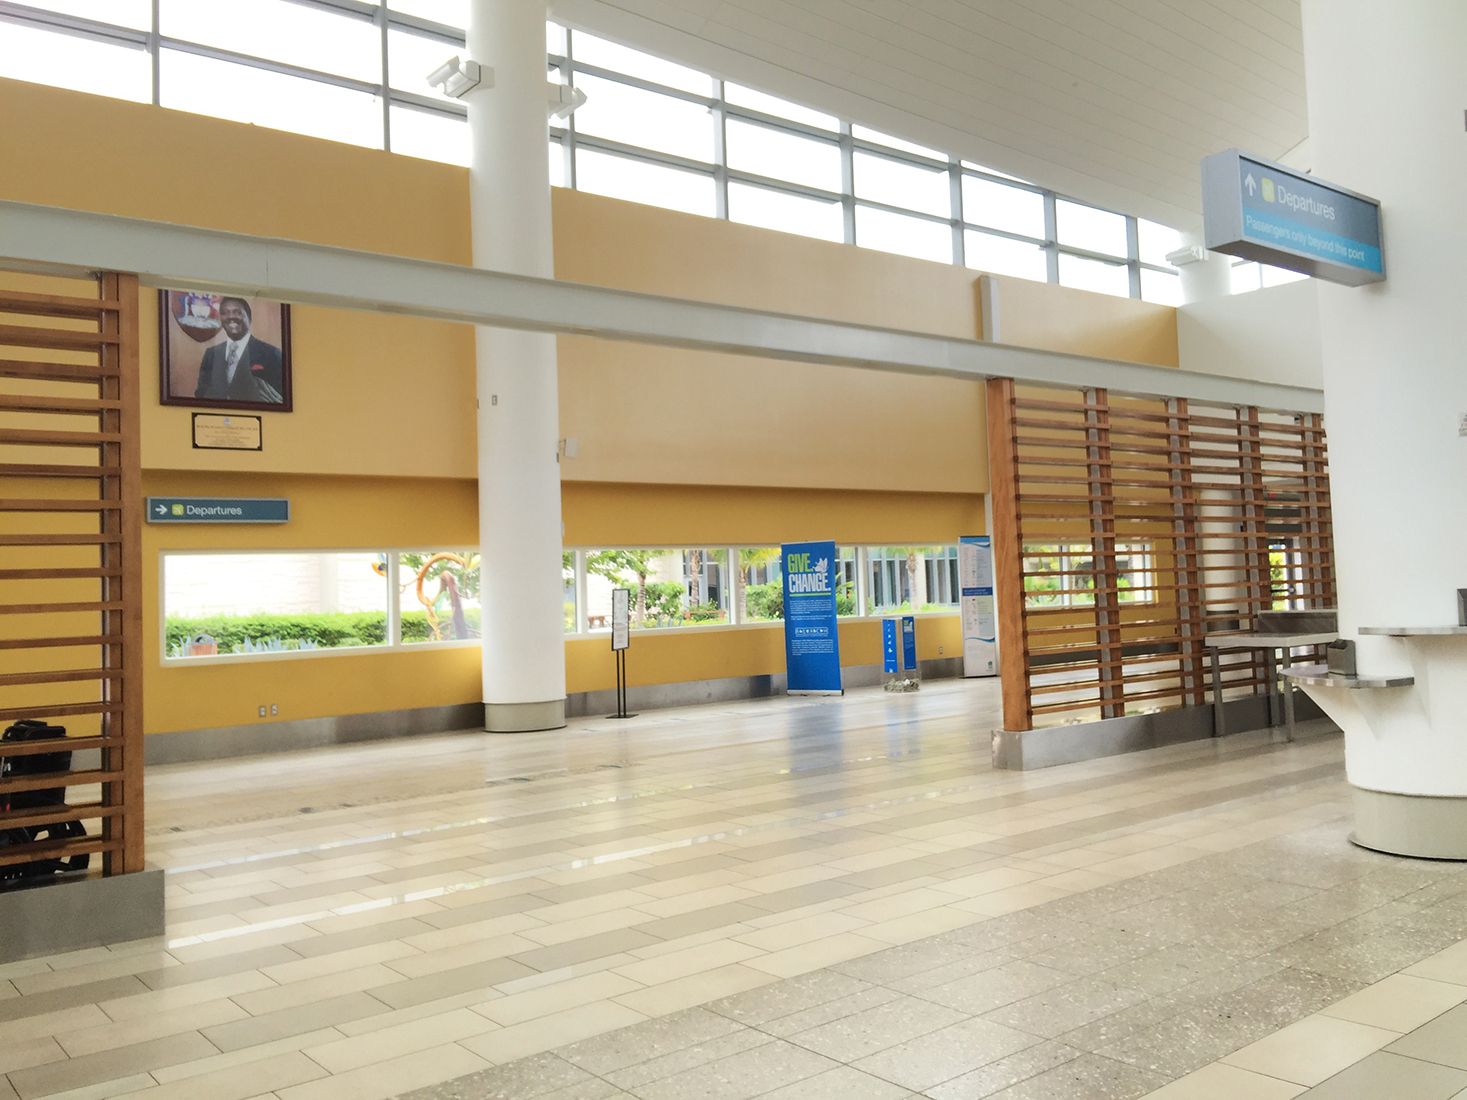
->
[0,276,144,875]
[987,378,1334,732]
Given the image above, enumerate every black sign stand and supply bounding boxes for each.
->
[608,587,636,719]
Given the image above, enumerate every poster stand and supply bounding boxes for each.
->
[607,587,637,719]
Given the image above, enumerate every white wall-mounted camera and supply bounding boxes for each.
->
[427,56,489,99]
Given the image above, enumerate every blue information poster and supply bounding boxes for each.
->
[782,540,843,695]
[959,535,998,677]
[882,618,899,675]
[901,615,917,674]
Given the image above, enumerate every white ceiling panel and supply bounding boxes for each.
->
[550,0,1307,229]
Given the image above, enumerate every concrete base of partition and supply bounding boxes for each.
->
[0,868,165,963]
[1352,787,1467,861]
[992,694,1326,771]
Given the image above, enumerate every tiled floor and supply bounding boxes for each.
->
[1,678,1463,1100]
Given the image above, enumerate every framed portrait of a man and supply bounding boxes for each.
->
[159,291,292,411]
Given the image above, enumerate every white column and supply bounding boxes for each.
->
[467,0,566,731]
[1298,1,1467,856]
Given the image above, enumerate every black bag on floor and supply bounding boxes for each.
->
[0,720,90,881]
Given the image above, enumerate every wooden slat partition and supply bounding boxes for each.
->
[987,378,1335,732]
[0,273,144,877]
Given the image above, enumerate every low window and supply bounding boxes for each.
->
[1022,542,1154,608]
[398,552,480,644]
[867,545,958,613]
[164,552,389,657]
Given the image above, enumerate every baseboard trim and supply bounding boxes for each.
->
[992,693,1327,771]
[0,869,164,963]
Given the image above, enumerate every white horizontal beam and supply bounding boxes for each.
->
[0,199,1322,413]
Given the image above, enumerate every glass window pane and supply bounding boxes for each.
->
[549,138,565,187]
[390,106,469,165]
[389,27,463,103]
[13,1,150,28]
[160,49,384,148]
[1262,264,1309,287]
[575,149,714,216]
[390,0,467,29]
[1056,199,1128,257]
[160,0,381,84]
[728,183,843,242]
[724,83,837,131]
[1138,218,1181,266]
[585,549,729,628]
[725,119,840,192]
[852,125,945,161]
[1140,268,1182,306]
[1059,252,1130,297]
[571,30,710,96]
[399,552,480,643]
[737,548,783,622]
[856,206,952,263]
[572,73,713,163]
[961,177,1044,239]
[853,151,950,218]
[164,553,389,657]
[965,231,1047,282]
[835,547,858,617]
[0,22,150,102]
[1231,260,1262,294]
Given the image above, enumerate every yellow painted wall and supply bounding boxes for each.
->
[0,78,1185,735]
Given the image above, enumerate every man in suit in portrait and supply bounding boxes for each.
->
[194,297,285,403]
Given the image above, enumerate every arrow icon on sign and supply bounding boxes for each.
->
[154,504,167,515]
[1244,173,1257,196]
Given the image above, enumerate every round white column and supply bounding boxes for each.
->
[467,0,566,731]
[1299,0,1467,855]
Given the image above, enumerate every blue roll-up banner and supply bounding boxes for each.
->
[882,618,899,675]
[782,540,843,695]
[901,615,917,674]
[959,535,998,677]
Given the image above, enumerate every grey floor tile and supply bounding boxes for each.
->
[0,975,149,1023]
[290,916,439,959]
[1301,1051,1467,1099]
[133,944,304,990]
[0,1073,17,1100]
[1053,994,1183,1054]
[529,871,659,905]
[1093,1002,1275,1079]
[750,986,901,1039]
[1015,929,1163,979]
[7,1030,216,1100]
[886,951,1014,996]
[829,937,992,986]
[633,902,769,942]
[916,959,1073,1016]
[559,1006,747,1077]
[706,970,876,1028]
[1093,942,1237,997]
[371,956,537,1010]
[924,1040,1086,1100]
[510,927,663,973]
[753,1064,913,1099]
[741,881,866,914]
[604,1029,772,1090]
[980,975,1149,1040]
[629,1039,839,1100]
[201,990,390,1052]
[414,890,554,930]
[785,994,966,1062]
[393,1052,595,1099]
[1387,1003,1467,1070]
[850,1016,1041,1092]
[978,1051,1167,1100]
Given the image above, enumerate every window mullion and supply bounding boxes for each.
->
[377,0,390,152]
[948,158,964,267]
[150,0,160,105]
[713,79,728,220]
[1043,191,1059,284]
[565,28,578,189]
[840,122,855,245]
[1126,215,1141,299]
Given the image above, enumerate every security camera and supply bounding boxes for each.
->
[427,56,488,99]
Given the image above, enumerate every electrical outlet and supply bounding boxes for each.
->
[1459,412,1467,437]
[270,704,278,716]
[938,646,944,654]
[258,705,267,718]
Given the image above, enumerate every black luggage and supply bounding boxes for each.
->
[0,720,90,881]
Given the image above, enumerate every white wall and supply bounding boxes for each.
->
[1177,278,1323,390]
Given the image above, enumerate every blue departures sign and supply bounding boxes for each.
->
[901,615,917,674]
[1201,149,1383,286]
[882,618,899,675]
[146,497,290,523]
[782,540,843,696]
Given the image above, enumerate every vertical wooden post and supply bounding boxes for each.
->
[1167,398,1205,705]
[985,377,1030,733]
[1085,388,1124,719]
[1300,413,1332,610]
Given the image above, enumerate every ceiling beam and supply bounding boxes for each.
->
[0,199,1321,413]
